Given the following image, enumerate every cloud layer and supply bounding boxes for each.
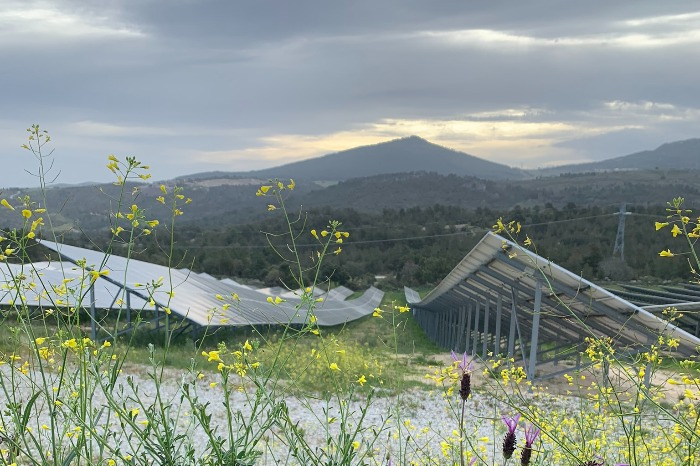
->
[2,1,699,185]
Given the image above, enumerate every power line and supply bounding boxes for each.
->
[166,209,658,250]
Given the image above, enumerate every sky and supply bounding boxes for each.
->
[2,1,700,187]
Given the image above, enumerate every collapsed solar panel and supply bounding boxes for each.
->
[406,232,700,378]
[36,240,383,328]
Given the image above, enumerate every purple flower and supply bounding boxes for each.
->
[523,423,540,446]
[451,350,473,372]
[469,457,477,466]
[502,413,520,433]
[501,413,520,459]
[520,423,539,466]
[451,350,473,400]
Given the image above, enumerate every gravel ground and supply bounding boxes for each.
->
[0,363,591,465]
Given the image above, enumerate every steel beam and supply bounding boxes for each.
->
[527,279,542,380]
[482,298,490,358]
[495,293,503,356]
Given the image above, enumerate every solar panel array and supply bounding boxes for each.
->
[406,232,700,360]
[36,240,383,328]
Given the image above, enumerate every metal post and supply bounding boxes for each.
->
[439,312,446,348]
[602,358,610,388]
[126,291,132,331]
[472,302,480,355]
[495,293,503,356]
[508,288,517,358]
[454,310,460,350]
[644,362,652,388]
[465,303,473,353]
[482,299,490,359]
[527,279,542,380]
[456,306,466,352]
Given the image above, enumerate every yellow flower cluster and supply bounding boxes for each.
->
[255,178,295,198]
[201,340,259,381]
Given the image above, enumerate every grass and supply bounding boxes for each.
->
[0,286,444,395]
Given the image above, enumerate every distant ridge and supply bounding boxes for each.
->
[187,136,530,182]
[534,138,700,176]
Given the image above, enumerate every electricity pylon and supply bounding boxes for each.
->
[613,203,632,262]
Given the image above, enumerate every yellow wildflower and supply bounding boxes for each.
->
[671,224,682,237]
[89,269,110,283]
[63,339,78,350]
[202,350,222,362]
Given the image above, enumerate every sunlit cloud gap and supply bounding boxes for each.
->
[0,6,144,38]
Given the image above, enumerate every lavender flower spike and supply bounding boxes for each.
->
[501,413,520,459]
[520,423,540,466]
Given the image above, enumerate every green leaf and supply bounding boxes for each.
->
[20,391,41,431]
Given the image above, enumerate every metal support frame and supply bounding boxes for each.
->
[126,291,132,332]
[477,264,644,348]
[495,293,503,356]
[508,289,517,358]
[472,301,480,355]
[455,280,569,362]
[456,306,466,352]
[493,252,659,345]
[482,298,490,358]
[527,279,542,380]
[465,303,473,352]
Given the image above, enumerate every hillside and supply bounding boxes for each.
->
[533,138,700,176]
[185,136,530,182]
[3,169,700,232]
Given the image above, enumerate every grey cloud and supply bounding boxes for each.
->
[2,0,700,186]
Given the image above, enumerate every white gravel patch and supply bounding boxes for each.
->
[0,364,594,465]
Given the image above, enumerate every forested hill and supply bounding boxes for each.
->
[186,136,530,182]
[50,202,689,291]
[532,138,700,176]
[2,168,700,232]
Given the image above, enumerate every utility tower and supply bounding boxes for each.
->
[613,203,632,262]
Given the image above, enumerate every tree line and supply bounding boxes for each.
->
[26,202,690,291]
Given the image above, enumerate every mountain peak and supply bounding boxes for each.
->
[246,136,528,181]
